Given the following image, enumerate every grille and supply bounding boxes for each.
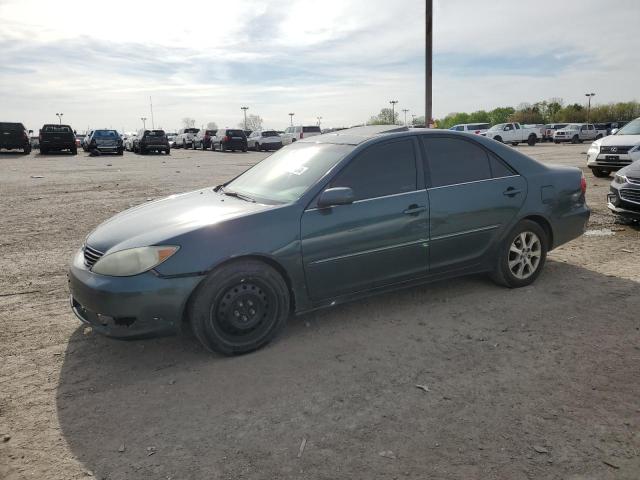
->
[600,146,632,154]
[83,245,104,268]
[620,188,640,204]
[627,176,640,185]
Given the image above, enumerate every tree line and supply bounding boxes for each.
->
[435,100,640,129]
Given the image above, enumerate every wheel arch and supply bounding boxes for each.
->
[521,214,554,249]
[182,254,297,326]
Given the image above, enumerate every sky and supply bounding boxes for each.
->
[1,0,638,132]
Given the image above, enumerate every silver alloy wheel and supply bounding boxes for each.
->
[508,231,542,280]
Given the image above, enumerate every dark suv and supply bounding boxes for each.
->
[39,124,77,154]
[88,130,124,155]
[212,129,248,152]
[0,122,32,154]
[134,129,170,155]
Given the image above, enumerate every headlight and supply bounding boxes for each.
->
[614,174,627,184]
[91,246,179,276]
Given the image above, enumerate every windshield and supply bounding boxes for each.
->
[224,143,354,203]
[616,118,640,135]
[145,130,165,137]
[93,130,118,137]
[564,124,580,130]
[488,124,505,131]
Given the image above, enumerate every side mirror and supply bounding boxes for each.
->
[28,129,33,134]
[74,130,77,134]
[611,128,619,135]
[317,187,354,208]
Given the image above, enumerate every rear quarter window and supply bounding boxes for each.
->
[303,126,321,133]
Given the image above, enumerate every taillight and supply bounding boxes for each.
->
[300,132,304,139]
[474,130,480,134]
[580,174,587,194]
[224,135,230,142]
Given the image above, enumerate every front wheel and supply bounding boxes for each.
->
[188,260,290,355]
[591,167,610,178]
[527,135,536,146]
[571,135,579,144]
[490,220,547,288]
[494,136,502,143]
[24,146,32,154]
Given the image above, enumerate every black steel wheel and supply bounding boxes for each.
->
[189,260,290,355]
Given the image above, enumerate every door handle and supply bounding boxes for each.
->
[403,205,427,215]
[503,188,522,197]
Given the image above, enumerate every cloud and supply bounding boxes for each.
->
[0,0,638,131]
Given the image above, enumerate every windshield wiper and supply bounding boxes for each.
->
[218,186,256,203]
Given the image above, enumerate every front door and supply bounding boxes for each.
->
[301,138,429,300]
[421,136,527,272]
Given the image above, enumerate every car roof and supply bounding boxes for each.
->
[301,125,410,145]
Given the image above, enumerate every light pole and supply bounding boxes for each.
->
[56,113,63,125]
[389,100,399,124]
[402,109,409,126]
[317,116,322,127]
[140,117,147,129]
[585,93,595,123]
[288,112,295,126]
[241,106,249,130]
[425,0,433,127]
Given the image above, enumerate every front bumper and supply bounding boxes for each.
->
[587,154,636,170]
[608,186,640,219]
[68,250,203,338]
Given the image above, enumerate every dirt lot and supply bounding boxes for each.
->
[1,143,638,480]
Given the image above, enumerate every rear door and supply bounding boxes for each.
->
[301,138,429,300]
[422,135,526,272]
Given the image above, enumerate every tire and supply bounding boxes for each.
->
[527,135,536,146]
[139,146,146,155]
[490,220,548,289]
[571,135,579,144]
[591,167,610,178]
[201,142,206,151]
[596,134,603,139]
[182,140,187,149]
[40,148,47,154]
[188,259,290,355]
[512,142,519,146]
[117,149,123,156]
[254,143,260,151]
[494,136,502,143]
[165,148,170,155]
[242,147,247,152]
[24,146,32,154]
[554,140,560,144]
[71,147,77,155]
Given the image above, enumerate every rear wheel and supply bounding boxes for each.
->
[71,147,77,155]
[490,220,547,288]
[24,146,32,154]
[494,136,502,143]
[591,167,610,178]
[527,134,536,146]
[139,146,146,155]
[188,260,290,355]
[571,135,579,144]
[512,142,519,146]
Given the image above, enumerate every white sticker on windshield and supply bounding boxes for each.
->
[287,166,308,175]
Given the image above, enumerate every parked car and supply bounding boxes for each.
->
[587,117,640,177]
[247,130,283,151]
[211,128,248,152]
[553,123,598,143]
[175,128,199,149]
[39,124,77,154]
[193,129,216,150]
[608,162,640,222]
[167,135,176,148]
[133,129,170,155]
[82,130,93,152]
[68,125,589,355]
[281,125,322,145]
[0,122,32,154]
[542,123,568,142]
[483,122,540,146]
[75,134,86,148]
[124,133,137,152]
[449,123,490,135]
[87,129,124,155]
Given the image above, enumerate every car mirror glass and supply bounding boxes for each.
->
[317,187,354,208]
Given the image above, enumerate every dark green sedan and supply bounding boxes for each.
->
[68,126,590,355]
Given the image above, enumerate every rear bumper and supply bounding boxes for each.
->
[67,251,203,338]
[40,141,75,150]
[552,205,591,249]
[222,140,247,150]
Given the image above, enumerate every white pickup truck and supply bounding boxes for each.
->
[483,122,541,146]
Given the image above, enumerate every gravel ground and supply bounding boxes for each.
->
[1,143,638,480]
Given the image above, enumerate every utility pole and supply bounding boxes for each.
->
[289,112,295,126]
[56,113,63,124]
[149,96,155,129]
[585,93,595,123]
[241,106,249,130]
[389,100,398,124]
[425,0,433,127]
[141,117,147,129]
[402,109,409,126]
[317,116,322,127]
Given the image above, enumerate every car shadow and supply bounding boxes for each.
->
[56,261,640,478]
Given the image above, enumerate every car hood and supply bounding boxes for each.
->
[595,134,640,147]
[618,160,640,177]
[86,188,276,254]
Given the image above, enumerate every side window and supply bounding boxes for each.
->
[489,154,515,178]
[330,139,417,201]
[455,126,464,131]
[422,137,492,187]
